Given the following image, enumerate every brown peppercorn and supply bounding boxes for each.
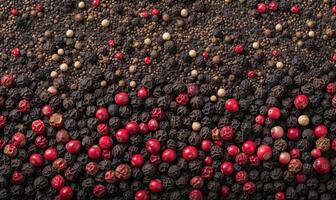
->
[211,128,221,140]
[316,138,330,152]
[273,139,287,151]
[288,159,302,173]
[115,164,131,180]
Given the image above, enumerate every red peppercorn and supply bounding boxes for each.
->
[291,5,299,14]
[11,171,25,185]
[257,3,267,13]
[148,119,159,131]
[220,125,235,140]
[137,87,149,99]
[176,93,189,105]
[295,173,306,183]
[220,162,234,175]
[149,179,163,193]
[314,124,328,138]
[332,53,336,62]
[202,51,209,59]
[59,186,74,200]
[235,171,248,183]
[11,47,20,57]
[41,105,53,116]
[227,145,240,157]
[1,74,14,88]
[98,136,113,149]
[225,98,239,112]
[151,9,160,16]
[203,156,213,166]
[311,148,322,158]
[313,157,331,174]
[0,115,6,128]
[107,39,115,47]
[144,56,151,65]
[190,176,204,189]
[294,95,309,109]
[220,185,230,197]
[326,82,336,94]
[35,135,48,149]
[271,49,280,57]
[114,52,123,60]
[182,146,198,161]
[66,140,81,154]
[267,107,281,120]
[242,141,256,155]
[95,107,109,121]
[139,123,149,134]
[290,148,301,159]
[149,154,161,165]
[161,149,176,163]
[201,140,212,152]
[125,121,139,135]
[271,126,284,139]
[35,4,42,12]
[10,8,18,16]
[115,164,132,180]
[18,99,30,113]
[115,129,129,143]
[131,154,144,168]
[51,175,65,190]
[146,139,161,154]
[332,5,336,14]
[115,92,129,105]
[11,132,26,148]
[201,166,214,180]
[44,147,58,161]
[255,114,265,125]
[88,145,101,160]
[91,0,100,8]
[233,44,244,54]
[214,140,223,148]
[31,119,45,135]
[235,153,249,166]
[278,152,291,165]
[151,108,165,120]
[53,158,68,173]
[268,1,278,11]
[187,84,199,96]
[93,184,106,198]
[97,123,110,135]
[287,127,301,141]
[243,181,256,194]
[189,189,203,200]
[49,113,64,128]
[257,145,273,161]
[275,192,285,200]
[104,170,117,183]
[135,190,150,200]
[29,153,44,167]
[140,10,150,18]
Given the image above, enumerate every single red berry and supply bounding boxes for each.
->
[98,136,113,149]
[139,123,149,134]
[125,121,139,135]
[148,119,159,131]
[11,171,25,184]
[227,145,240,157]
[290,148,301,159]
[220,185,230,197]
[235,153,249,166]
[59,186,74,200]
[332,53,336,62]
[187,84,199,96]
[182,146,198,161]
[35,135,48,149]
[115,129,129,143]
[247,70,256,79]
[278,152,291,165]
[91,0,100,8]
[202,51,209,59]
[275,192,285,200]
[243,181,256,194]
[201,166,214,180]
[114,52,123,60]
[44,147,58,161]
[29,153,44,167]
[235,171,248,183]
[151,108,165,120]
[51,175,65,190]
[257,3,267,13]
[294,95,309,109]
[11,47,20,57]
[144,57,151,65]
[161,149,176,163]
[95,107,109,121]
[225,98,239,112]
[149,179,163,193]
[311,148,322,158]
[190,176,204,189]
[272,49,280,57]
[242,141,256,155]
[35,4,42,12]
[176,93,189,105]
[131,154,144,168]
[332,5,336,14]
[93,184,106,198]
[255,114,265,125]
[151,9,160,16]
[31,120,45,135]
[203,156,213,166]
[314,124,328,138]
[220,126,235,140]
[257,145,273,161]
[137,87,149,99]
[295,173,306,184]
[287,127,301,141]
[135,190,150,200]
[11,132,26,148]
[107,39,115,47]
[88,145,101,160]
[66,140,81,154]
[97,123,110,135]
[10,8,18,16]
[313,157,331,174]
[115,92,129,105]
[149,154,161,165]
[268,1,278,11]
[291,5,299,14]
[1,74,14,88]
[220,162,234,175]
[49,113,64,128]
[201,140,212,152]
[0,115,6,128]
[271,126,284,139]
[146,139,161,154]
[141,10,150,18]
[86,162,99,176]
[189,189,203,200]
[326,82,336,94]
[233,43,244,54]
[18,99,30,113]
[267,107,281,120]
[56,130,69,143]
[41,105,53,116]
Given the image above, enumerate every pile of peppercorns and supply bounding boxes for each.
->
[1,0,336,200]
